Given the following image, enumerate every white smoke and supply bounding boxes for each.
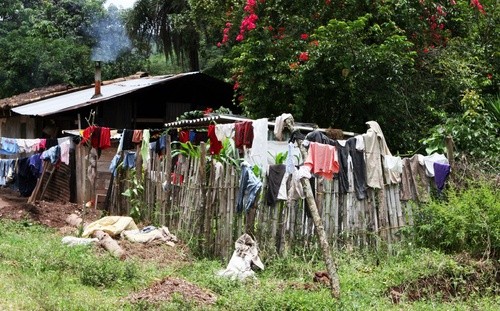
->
[90,7,131,62]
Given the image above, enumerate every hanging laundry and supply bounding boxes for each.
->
[16,139,41,153]
[245,118,268,171]
[155,134,167,155]
[58,137,71,165]
[423,153,449,177]
[304,142,339,180]
[6,159,16,184]
[189,130,197,143]
[40,145,61,165]
[302,130,335,148]
[266,164,287,207]
[131,130,143,143]
[433,162,451,195]
[99,127,111,150]
[0,137,19,155]
[287,167,310,201]
[215,123,235,142]
[123,151,136,169]
[286,142,297,174]
[208,124,223,155]
[29,153,43,178]
[400,155,431,202]
[236,162,262,213]
[109,154,121,176]
[80,126,111,157]
[346,138,367,200]
[384,155,403,175]
[363,121,400,189]
[273,113,293,141]
[141,129,150,170]
[39,138,47,150]
[234,121,254,149]
[335,140,349,194]
[0,159,14,186]
[121,129,135,151]
[354,135,364,151]
[17,157,37,197]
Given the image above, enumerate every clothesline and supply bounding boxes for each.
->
[0,136,72,157]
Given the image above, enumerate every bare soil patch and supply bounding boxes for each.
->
[128,276,217,306]
[0,187,101,227]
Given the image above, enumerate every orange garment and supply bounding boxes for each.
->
[304,142,339,180]
[131,130,143,143]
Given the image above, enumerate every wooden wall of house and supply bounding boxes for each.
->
[75,142,116,206]
[0,116,36,138]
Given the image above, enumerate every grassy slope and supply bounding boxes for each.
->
[0,219,498,311]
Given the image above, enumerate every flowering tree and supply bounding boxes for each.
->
[216,0,497,153]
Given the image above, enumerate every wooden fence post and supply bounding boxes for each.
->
[285,118,340,299]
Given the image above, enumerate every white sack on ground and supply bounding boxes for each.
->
[122,226,178,245]
[218,233,264,280]
[82,216,138,238]
[62,236,99,246]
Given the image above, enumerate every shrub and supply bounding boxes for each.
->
[80,258,139,288]
[413,181,500,258]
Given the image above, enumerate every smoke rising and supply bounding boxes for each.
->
[90,8,131,62]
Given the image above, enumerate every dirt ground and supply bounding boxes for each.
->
[0,186,216,306]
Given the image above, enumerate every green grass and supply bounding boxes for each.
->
[0,219,498,310]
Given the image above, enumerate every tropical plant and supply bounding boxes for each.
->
[121,168,145,222]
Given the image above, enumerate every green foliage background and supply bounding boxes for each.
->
[0,0,498,159]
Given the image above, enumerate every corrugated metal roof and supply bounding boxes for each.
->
[11,72,198,117]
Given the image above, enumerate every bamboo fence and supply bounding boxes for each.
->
[107,143,417,261]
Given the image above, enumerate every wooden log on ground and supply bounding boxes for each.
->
[92,230,125,259]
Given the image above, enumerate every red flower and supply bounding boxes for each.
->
[470,0,486,15]
[236,34,244,41]
[203,108,213,116]
[423,48,429,53]
[487,73,492,79]
[299,52,309,62]
[300,33,309,40]
[233,81,240,90]
[217,42,222,48]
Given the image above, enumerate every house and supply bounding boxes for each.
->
[0,71,236,204]
[0,71,236,138]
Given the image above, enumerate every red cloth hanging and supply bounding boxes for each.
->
[234,121,253,149]
[208,124,223,155]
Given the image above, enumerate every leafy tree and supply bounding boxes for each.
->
[125,0,200,72]
[0,0,146,98]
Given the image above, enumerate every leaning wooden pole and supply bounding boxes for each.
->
[285,118,340,298]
